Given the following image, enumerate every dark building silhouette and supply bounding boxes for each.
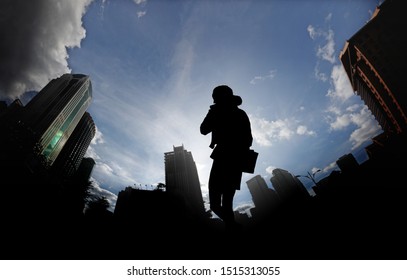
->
[164,145,206,218]
[0,73,94,177]
[340,0,406,135]
[233,210,251,226]
[0,74,96,227]
[270,168,310,202]
[113,186,187,227]
[336,153,359,173]
[339,0,406,193]
[246,174,280,221]
[268,168,312,232]
[312,170,341,198]
[74,157,96,183]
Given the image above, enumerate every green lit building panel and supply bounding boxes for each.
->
[40,78,92,164]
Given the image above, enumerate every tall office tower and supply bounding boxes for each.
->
[20,73,93,167]
[51,112,96,178]
[74,157,96,183]
[270,168,310,202]
[336,153,359,173]
[246,175,280,211]
[339,0,406,135]
[246,175,281,222]
[164,145,205,218]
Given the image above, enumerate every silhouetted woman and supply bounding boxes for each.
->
[200,85,253,230]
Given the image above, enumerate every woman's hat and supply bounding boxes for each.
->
[212,85,242,106]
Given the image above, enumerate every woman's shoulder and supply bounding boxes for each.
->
[235,107,249,117]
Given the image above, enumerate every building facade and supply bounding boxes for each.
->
[20,73,93,166]
[270,168,310,202]
[247,175,280,210]
[339,0,406,135]
[164,145,206,217]
[51,112,96,178]
[0,73,94,179]
[246,174,280,221]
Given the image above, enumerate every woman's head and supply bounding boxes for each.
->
[212,85,242,106]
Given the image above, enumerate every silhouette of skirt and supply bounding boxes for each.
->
[209,157,242,191]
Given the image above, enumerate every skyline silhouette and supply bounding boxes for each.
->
[1,0,406,261]
[0,122,406,260]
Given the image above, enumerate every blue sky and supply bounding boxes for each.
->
[0,0,383,213]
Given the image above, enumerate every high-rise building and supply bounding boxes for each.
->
[164,145,205,217]
[51,112,96,178]
[336,153,359,173]
[75,157,96,183]
[246,174,280,221]
[0,73,94,180]
[20,73,93,166]
[247,175,280,210]
[270,168,310,202]
[339,0,406,135]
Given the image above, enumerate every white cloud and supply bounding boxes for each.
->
[250,70,277,85]
[325,105,341,115]
[91,126,105,145]
[325,13,333,22]
[85,126,106,166]
[297,125,316,136]
[314,63,328,82]
[307,25,317,40]
[310,167,322,175]
[250,116,315,147]
[346,104,360,113]
[326,64,354,101]
[322,161,338,173]
[348,106,382,150]
[88,179,118,212]
[137,11,147,18]
[316,29,335,64]
[234,202,254,214]
[330,113,352,130]
[266,165,277,175]
[85,145,101,161]
[133,0,147,19]
[326,102,381,148]
[250,117,292,146]
[0,0,94,100]
[325,68,376,145]
[307,25,336,64]
[96,162,114,178]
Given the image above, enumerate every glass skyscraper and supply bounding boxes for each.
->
[51,111,96,177]
[21,73,93,166]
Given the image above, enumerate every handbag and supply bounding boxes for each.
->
[241,149,258,173]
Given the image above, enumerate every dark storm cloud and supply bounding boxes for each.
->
[0,0,93,101]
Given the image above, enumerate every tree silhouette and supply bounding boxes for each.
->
[156,182,166,191]
[84,195,111,220]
